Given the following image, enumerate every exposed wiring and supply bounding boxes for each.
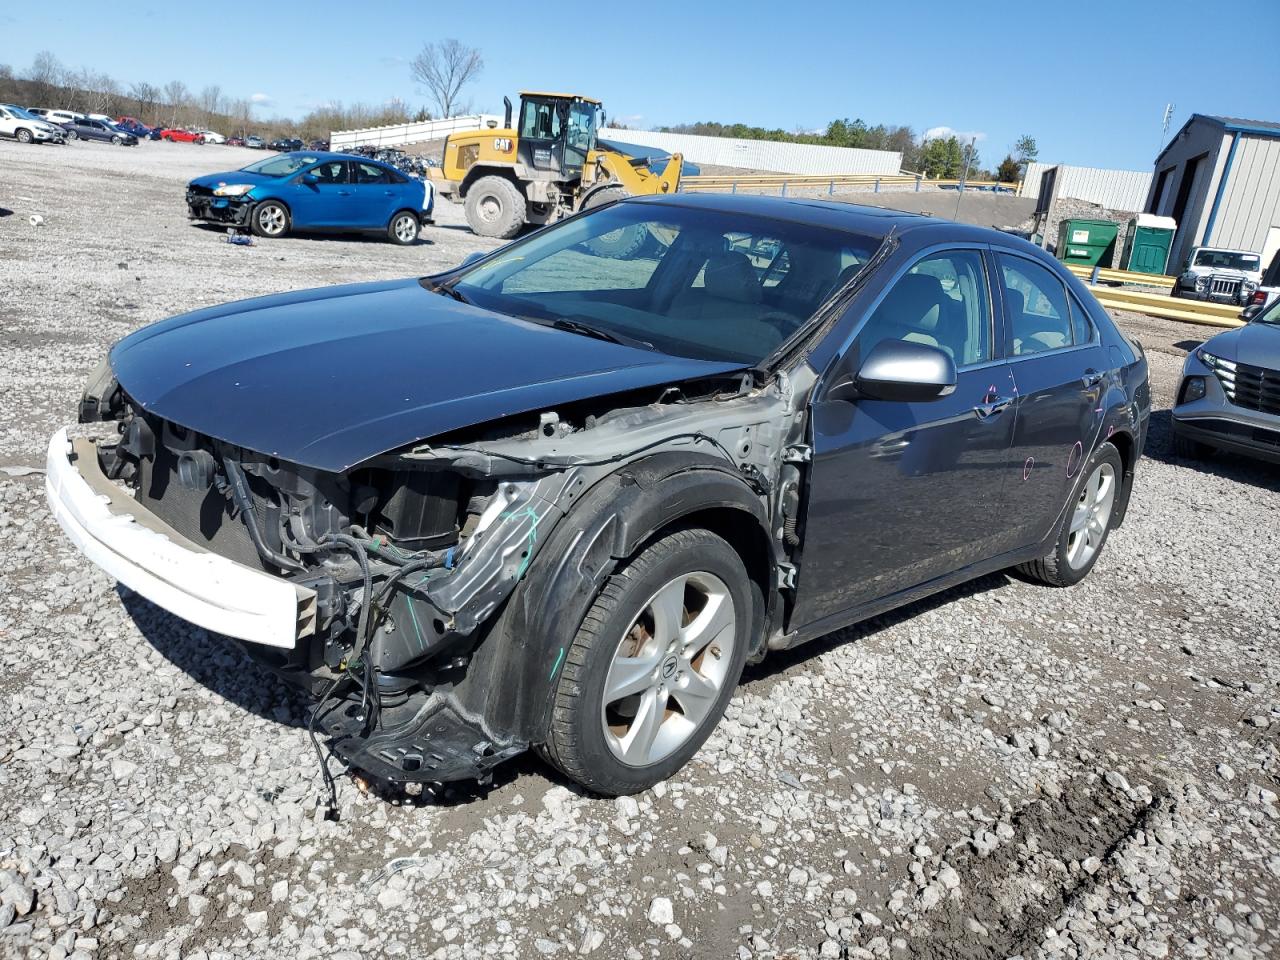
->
[435,430,742,471]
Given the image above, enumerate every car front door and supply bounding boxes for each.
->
[287,160,351,228]
[993,250,1110,550]
[792,247,1017,626]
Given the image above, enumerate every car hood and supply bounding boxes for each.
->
[188,170,276,189]
[108,279,746,472]
[1202,322,1280,368]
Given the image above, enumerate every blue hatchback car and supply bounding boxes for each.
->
[186,151,434,244]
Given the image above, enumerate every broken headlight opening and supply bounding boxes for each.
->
[77,366,806,815]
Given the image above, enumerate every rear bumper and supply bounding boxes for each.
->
[45,428,315,648]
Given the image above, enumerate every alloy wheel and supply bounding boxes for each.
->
[393,215,417,242]
[1066,461,1116,570]
[601,571,737,767]
[257,205,286,236]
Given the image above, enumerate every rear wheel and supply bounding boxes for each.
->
[1018,442,1124,587]
[387,210,419,245]
[541,528,751,796]
[1169,284,1181,298]
[66,130,78,141]
[464,175,525,239]
[16,128,32,144]
[580,184,649,258]
[250,200,290,238]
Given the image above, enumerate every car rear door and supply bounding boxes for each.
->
[288,160,352,228]
[993,250,1110,550]
[351,161,399,227]
[792,246,1017,626]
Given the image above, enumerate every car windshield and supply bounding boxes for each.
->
[240,154,318,177]
[3,104,41,121]
[450,203,879,364]
[1256,298,1280,325]
[1194,250,1260,271]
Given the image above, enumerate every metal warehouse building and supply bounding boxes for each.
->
[1146,114,1280,273]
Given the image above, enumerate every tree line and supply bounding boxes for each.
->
[659,118,1039,181]
[0,51,431,141]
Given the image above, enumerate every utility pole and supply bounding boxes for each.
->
[953,136,977,221]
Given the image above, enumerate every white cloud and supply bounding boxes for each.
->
[250,92,273,105]
[923,125,987,144]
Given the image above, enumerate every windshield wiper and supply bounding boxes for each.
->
[548,316,655,351]
[428,276,471,304]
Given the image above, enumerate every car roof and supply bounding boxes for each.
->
[625,192,1011,246]
[281,150,395,166]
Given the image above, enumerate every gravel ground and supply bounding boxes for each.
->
[2,140,1279,960]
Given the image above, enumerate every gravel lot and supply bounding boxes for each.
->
[2,140,1278,960]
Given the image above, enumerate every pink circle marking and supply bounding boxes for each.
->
[1022,457,1035,481]
[1066,440,1083,477]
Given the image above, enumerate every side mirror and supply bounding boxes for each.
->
[300,173,318,185]
[828,339,957,404]
[459,251,486,268]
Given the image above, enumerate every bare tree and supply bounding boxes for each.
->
[129,81,160,123]
[163,80,189,127]
[228,97,253,137]
[409,39,482,118]
[198,84,223,126]
[25,50,63,105]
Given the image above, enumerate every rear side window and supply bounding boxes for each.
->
[353,162,390,185]
[999,255,1074,356]
[1068,292,1095,345]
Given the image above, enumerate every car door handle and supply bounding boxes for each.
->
[337,190,351,196]
[1081,369,1104,388]
[973,396,1013,419]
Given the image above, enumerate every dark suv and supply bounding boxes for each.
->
[269,137,303,152]
[49,195,1149,799]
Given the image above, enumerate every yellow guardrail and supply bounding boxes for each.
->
[1086,286,1244,328]
[680,173,1020,194]
[1064,263,1177,288]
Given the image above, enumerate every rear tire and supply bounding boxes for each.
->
[541,528,751,796]
[464,175,525,239]
[16,128,32,144]
[1169,285,1181,298]
[66,130,78,141]
[1017,442,1124,588]
[250,200,290,238]
[387,210,419,245]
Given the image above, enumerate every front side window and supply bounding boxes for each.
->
[306,161,349,184]
[451,203,879,364]
[857,250,992,367]
[241,154,319,177]
[999,254,1073,356]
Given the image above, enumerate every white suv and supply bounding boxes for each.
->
[1172,246,1263,305]
[0,104,66,144]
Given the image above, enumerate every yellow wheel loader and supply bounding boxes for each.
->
[428,92,683,243]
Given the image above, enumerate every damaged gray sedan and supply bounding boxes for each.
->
[47,194,1150,798]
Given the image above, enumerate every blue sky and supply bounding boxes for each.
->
[4,0,1278,170]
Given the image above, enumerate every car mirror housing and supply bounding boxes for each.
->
[460,251,486,268]
[830,339,958,404]
[300,173,318,186]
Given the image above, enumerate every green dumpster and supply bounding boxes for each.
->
[1056,219,1120,267]
[1119,213,1177,275]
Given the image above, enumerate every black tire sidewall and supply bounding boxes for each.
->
[549,529,751,795]
[464,176,524,239]
[250,201,288,238]
[1050,442,1124,585]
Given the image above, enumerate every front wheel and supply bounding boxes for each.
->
[1017,442,1124,587]
[387,211,419,245]
[111,135,123,145]
[541,528,752,796]
[16,128,33,144]
[250,200,290,238]
[464,175,525,239]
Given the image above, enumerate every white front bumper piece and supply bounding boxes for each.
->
[45,428,315,648]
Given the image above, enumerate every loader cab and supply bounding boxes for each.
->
[516,92,601,179]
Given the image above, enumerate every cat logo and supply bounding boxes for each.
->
[494,138,513,152]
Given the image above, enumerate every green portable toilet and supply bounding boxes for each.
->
[1119,214,1177,275]
[1056,219,1120,267]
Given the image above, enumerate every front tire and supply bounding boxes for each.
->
[464,175,525,239]
[1018,442,1124,587]
[16,128,33,144]
[111,135,123,145]
[249,200,290,238]
[541,528,751,796]
[387,210,419,245]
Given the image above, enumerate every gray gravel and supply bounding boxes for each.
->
[2,139,1279,960]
